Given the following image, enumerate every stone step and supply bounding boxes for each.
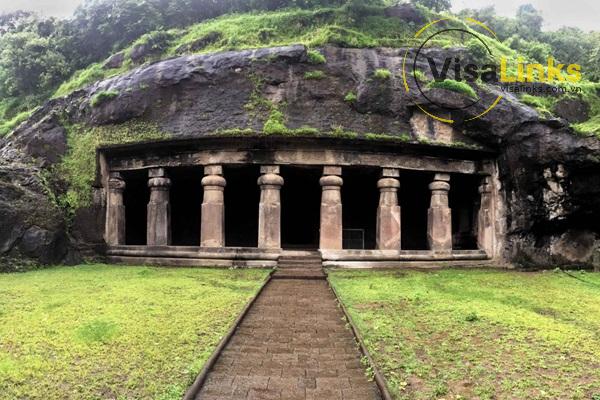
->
[277,262,323,268]
[272,269,326,280]
[278,255,322,261]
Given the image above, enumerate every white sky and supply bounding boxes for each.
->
[452,0,600,31]
[0,0,599,31]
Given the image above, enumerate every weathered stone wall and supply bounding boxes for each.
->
[0,44,599,269]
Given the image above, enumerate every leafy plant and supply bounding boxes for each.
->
[413,69,426,82]
[307,49,326,64]
[344,91,357,103]
[304,70,326,80]
[263,108,287,134]
[373,68,392,80]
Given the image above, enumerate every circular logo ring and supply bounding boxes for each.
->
[402,18,503,123]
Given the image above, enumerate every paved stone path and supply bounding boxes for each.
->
[195,278,381,400]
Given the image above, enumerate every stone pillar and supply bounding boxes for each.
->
[427,173,452,253]
[147,168,171,246]
[258,165,283,249]
[320,166,343,250]
[201,165,226,248]
[106,172,126,245]
[477,176,494,256]
[376,168,401,251]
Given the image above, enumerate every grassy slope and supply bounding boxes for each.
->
[329,269,600,400]
[0,265,269,399]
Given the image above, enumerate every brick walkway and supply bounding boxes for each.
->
[195,278,381,400]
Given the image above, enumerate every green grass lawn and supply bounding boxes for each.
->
[0,264,269,399]
[328,269,600,400]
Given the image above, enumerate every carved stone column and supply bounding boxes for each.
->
[477,176,494,257]
[427,173,452,253]
[106,172,126,245]
[147,168,171,246]
[258,165,283,249]
[201,165,226,248]
[376,168,401,251]
[319,166,343,250]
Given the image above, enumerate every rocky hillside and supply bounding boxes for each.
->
[0,40,599,270]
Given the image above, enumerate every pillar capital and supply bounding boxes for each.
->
[258,173,284,187]
[381,168,400,178]
[204,164,223,176]
[201,174,226,188]
[260,165,280,174]
[323,165,342,176]
[148,176,171,189]
[479,176,492,194]
[148,167,167,178]
[433,173,450,182]
[320,174,343,188]
[108,174,125,191]
[377,177,400,190]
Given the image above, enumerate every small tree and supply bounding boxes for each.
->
[0,31,68,97]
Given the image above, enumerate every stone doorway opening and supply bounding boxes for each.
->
[342,167,379,249]
[400,170,432,250]
[170,166,203,246]
[123,169,149,245]
[450,173,480,250]
[280,166,321,249]
[224,165,260,247]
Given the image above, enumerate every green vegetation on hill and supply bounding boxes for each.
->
[55,120,170,216]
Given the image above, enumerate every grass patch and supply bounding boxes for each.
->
[573,114,600,138]
[373,68,392,80]
[329,125,358,138]
[303,70,326,80]
[329,269,600,400]
[428,78,478,99]
[263,107,287,134]
[53,63,128,99]
[344,91,357,103]
[364,132,411,142]
[0,264,269,399]
[519,94,555,116]
[0,110,33,137]
[90,90,119,107]
[307,49,326,64]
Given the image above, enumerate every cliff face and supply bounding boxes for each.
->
[1,44,599,269]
